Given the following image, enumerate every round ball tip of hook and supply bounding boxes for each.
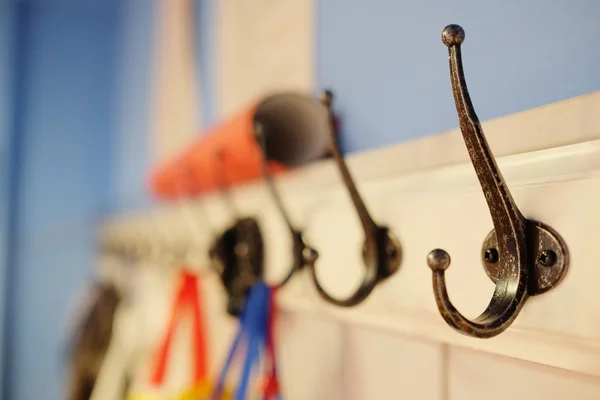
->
[320,90,334,107]
[442,24,465,47]
[427,249,451,271]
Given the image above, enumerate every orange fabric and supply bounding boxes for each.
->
[150,105,288,200]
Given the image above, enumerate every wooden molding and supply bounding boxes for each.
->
[102,91,600,378]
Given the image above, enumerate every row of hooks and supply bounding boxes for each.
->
[102,25,569,340]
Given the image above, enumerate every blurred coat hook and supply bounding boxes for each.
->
[253,117,319,290]
[258,90,402,307]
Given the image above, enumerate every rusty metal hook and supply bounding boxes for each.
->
[426,25,569,338]
[254,122,319,288]
[310,90,402,307]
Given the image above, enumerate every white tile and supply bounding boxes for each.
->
[449,347,600,400]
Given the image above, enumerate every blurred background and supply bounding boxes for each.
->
[0,0,599,399]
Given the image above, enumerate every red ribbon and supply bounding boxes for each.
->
[150,270,207,386]
[262,286,280,398]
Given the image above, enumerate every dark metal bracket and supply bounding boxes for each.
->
[210,217,264,317]
[209,150,265,317]
[482,221,568,296]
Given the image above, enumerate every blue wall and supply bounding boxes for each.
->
[1,0,158,397]
[5,1,120,399]
[0,1,16,396]
[317,0,600,152]
[195,0,217,130]
[111,0,157,213]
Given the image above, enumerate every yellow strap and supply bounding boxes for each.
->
[127,380,233,400]
[179,380,233,400]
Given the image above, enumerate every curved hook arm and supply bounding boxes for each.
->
[310,91,401,307]
[254,122,319,288]
[427,25,529,338]
[311,226,398,307]
[320,91,380,241]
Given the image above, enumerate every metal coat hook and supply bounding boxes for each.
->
[210,148,265,316]
[426,24,569,338]
[310,90,402,307]
[254,121,319,288]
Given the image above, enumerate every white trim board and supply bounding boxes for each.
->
[101,91,600,377]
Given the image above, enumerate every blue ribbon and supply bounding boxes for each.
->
[213,281,272,400]
[236,283,268,399]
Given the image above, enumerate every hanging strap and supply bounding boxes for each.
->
[212,320,245,398]
[262,286,281,400]
[150,270,207,386]
[212,282,261,398]
[235,282,269,400]
[234,320,263,400]
[213,281,271,400]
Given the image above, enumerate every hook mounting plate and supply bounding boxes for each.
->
[482,220,569,296]
[210,217,264,316]
[361,228,402,279]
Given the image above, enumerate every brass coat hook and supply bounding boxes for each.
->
[311,90,402,307]
[209,149,265,316]
[253,120,318,288]
[427,25,569,338]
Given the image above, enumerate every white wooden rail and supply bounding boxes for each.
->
[100,91,600,399]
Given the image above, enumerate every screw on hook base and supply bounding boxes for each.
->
[483,248,499,264]
[537,250,557,268]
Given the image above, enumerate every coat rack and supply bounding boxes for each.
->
[98,25,600,382]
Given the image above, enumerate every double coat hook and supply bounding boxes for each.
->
[311,91,402,307]
[254,122,319,288]
[427,25,569,338]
